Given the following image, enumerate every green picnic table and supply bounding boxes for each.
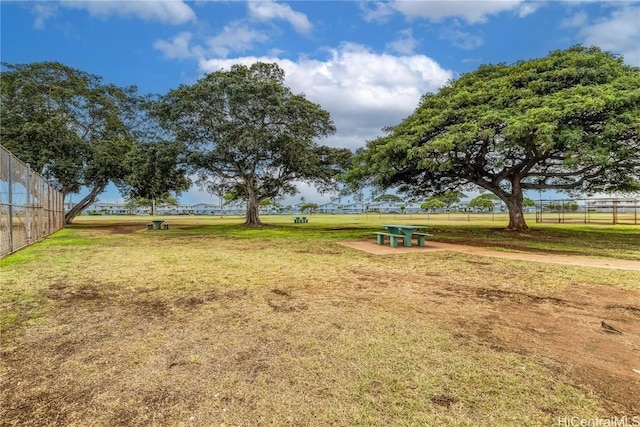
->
[373,225,432,247]
[147,219,169,230]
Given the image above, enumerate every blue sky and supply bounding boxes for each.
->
[2,1,639,205]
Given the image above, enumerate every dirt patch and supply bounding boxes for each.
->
[430,394,458,408]
[110,225,141,234]
[338,240,640,271]
[416,281,640,414]
[338,243,640,413]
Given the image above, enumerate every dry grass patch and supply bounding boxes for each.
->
[1,219,639,426]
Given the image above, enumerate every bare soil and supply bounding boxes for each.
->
[340,240,640,414]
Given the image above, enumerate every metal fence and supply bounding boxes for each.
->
[0,145,65,258]
[536,198,639,224]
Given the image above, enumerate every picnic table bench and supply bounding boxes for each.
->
[294,216,308,223]
[147,219,169,230]
[374,225,432,247]
[412,232,433,246]
[373,232,405,248]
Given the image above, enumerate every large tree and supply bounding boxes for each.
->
[120,140,191,216]
[0,62,142,224]
[153,62,349,226]
[351,46,640,231]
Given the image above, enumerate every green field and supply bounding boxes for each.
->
[1,215,639,426]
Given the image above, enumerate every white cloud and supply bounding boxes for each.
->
[578,6,640,66]
[391,0,524,24]
[561,11,588,29]
[155,22,268,59]
[32,4,57,29]
[154,32,196,59]
[440,22,484,50]
[386,28,419,54]
[248,1,313,34]
[518,2,542,18]
[360,1,397,23]
[205,21,269,58]
[60,0,196,25]
[199,43,453,151]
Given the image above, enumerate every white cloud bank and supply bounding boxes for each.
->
[197,43,452,150]
[168,42,452,205]
[363,0,530,24]
[34,0,196,27]
[248,1,313,34]
[578,6,640,66]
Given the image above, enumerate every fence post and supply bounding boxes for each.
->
[26,164,31,244]
[7,154,13,253]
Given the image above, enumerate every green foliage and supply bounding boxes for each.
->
[0,61,145,223]
[476,193,499,201]
[260,198,272,208]
[125,195,179,212]
[223,192,237,205]
[373,193,403,202]
[351,46,640,231]
[546,201,579,212]
[468,196,496,211]
[121,140,190,205]
[299,203,319,213]
[419,191,466,211]
[565,202,579,212]
[153,62,350,226]
[435,190,467,207]
[421,199,447,210]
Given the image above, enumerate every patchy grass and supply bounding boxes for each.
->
[1,216,639,425]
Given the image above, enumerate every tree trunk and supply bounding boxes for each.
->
[503,191,529,232]
[244,185,263,226]
[64,182,107,224]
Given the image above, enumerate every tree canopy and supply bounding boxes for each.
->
[153,62,350,226]
[0,62,142,223]
[467,195,497,211]
[373,193,403,203]
[121,140,191,216]
[351,46,640,231]
[420,199,447,211]
[1,61,189,224]
[299,203,319,214]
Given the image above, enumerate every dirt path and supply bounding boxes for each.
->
[338,240,640,271]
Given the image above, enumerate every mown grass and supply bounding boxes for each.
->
[69,213,640,255]
[1,215,639,425]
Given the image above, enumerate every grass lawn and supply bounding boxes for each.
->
[1,214,639,426]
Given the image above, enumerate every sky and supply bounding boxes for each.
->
[1,0,639,206]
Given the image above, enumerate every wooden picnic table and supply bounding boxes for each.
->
[374,224,432,247]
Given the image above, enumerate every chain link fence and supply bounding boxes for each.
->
[1,145,65,258]
[535,198,639,224]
